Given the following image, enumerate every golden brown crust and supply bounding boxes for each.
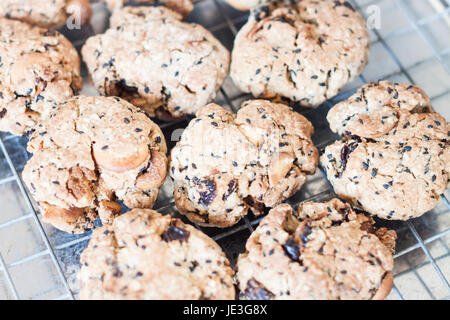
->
[82,6,229,119]
[0,19,82,135]
[79,209,235,300]
[170,99,318,228]
[231,0,370,107]
[236,199,396,300]
[23,96,168,234]
[321,81,449,220]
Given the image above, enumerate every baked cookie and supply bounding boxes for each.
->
[230,0,369,107]
[0,0,91,28]
[236,199,396,300]
[101,0,193,17]
[79,208,235,300]
[82,6,229,120]
[0,18,82,136]
[23,96,168,234]
[170,100,318,227]
[321,81,450,220]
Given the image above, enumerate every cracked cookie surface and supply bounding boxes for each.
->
[321,81,450,220]
[0,0,91,28]
[0,18,82,136]
[79,208,235,300]
[23,96,168,234]
[82,6,229,120]
[230,0,369,107]
[101,0,193,17]
[236,198,396,300]
[170,100,318,228]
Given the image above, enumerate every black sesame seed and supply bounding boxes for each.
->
[371,168,377,177]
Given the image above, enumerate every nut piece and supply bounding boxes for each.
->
[41,204,92,234]
[372,273,394,300]
[98,200,122,225]
[268,152,295,187]
[135,150,168,190]
[93,143,150,173]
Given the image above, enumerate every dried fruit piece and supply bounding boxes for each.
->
[162,224,190,242]
[244,279,274,300]
[282,237,301,261]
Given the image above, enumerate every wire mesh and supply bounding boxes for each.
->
[0,0,448,300]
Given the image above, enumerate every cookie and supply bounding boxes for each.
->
[22,96,168,234]
[0,0,91,28]
[170,100,318,227]
[230,0,369,107]
[236,198,396,300]
[82,6,229,120]
[101,0,193,17]
[321,81,450,220]
[0,18,82,136]
[79,208,235,300]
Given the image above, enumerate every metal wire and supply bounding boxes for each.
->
[0,0,449,300]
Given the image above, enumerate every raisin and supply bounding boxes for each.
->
[282,237,300,261]
[162,224,190,242]
[195,178,216,206]
[222,180,237,201]
[244,279,274,300]
[299,225,312,244]
[340,141,358,172]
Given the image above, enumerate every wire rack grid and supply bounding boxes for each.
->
[0,0,449,300]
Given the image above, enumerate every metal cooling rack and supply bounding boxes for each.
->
[0,0,449,300]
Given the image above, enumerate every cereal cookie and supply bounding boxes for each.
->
[236,199,396,300]
[102,0,194,17]
[23,96,168,234]
[0,19,82,136]
[321,81,450,220]
[0,0,91,28]
[82,6,229,120]
[231,0,369,107]
[79,208,235,300]
[170,100,318,227]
